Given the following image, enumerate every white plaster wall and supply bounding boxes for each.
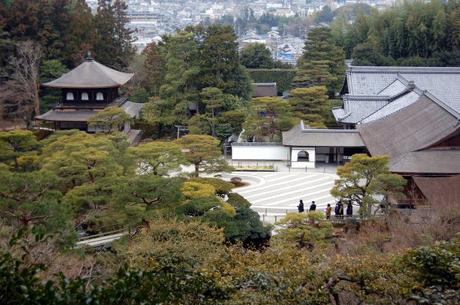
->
[291,147,316,168]
[232,145,289,161]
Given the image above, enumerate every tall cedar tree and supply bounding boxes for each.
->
[94,0,135,70]
[142,42,166,96]
[199,25,251,100]
[295,27,345,97]
[61,0,96,66]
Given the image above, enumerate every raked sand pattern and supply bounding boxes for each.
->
[225,172,338,222]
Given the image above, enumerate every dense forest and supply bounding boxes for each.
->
[331,0,460,66]
[0,0,135,127]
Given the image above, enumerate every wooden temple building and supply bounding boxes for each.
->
[36,54,143,134]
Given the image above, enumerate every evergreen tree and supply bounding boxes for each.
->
[61,0,96,66]
[331,0,460,66]
[240,43,274,69]
[243,97,295,142]
[199,25,251,100]
[142,42,166,96]
[289,86,329,128]
[295,26,345,97]
[39,59,69,113]
[94,0,135,69]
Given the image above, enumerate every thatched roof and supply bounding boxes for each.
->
[358,94,460,174]
[413,175,460,205]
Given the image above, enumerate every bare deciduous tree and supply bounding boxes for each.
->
[0,41,42,127]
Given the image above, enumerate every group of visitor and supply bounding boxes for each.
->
[297,199,353,219]
[296,200,316,213]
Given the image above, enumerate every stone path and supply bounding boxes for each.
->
[225,171,338,223]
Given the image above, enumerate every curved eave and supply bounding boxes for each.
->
[41,83,126,89]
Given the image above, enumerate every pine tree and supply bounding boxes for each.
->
[289,86,329,128]
[294,27,345,97]
[61,0,96,66]
[142,42,166,96]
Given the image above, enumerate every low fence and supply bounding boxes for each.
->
[254,207,383,225]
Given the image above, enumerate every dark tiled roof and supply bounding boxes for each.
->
[36,110,96,122]
[282,122,365,147]
[345,65,460,114]
[36,101,143,122]
[43,58,134,89]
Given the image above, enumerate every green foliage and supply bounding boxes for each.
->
[247,69,296,94]
[88,106,132,133]
[227,193,251,209]
[129,86,149,103]
[199,25,251,100]
[176,197,221,217]
[289,86,329,127]
[274,211,333,248]
[331,154,407,217]
[332,1,460,66]
[315,5,334,24]
[0,228,229,305]
[175,134,230,177]
[39,60,69,113]
[0,130,40,170]
[205,206,271,247]
[41,131,125,190]
[240,43,275,69]
[295,27,345,97]
[402,236,460,287]
[141,42,166,96]
[116,175,183,209]
[0,167,72,236]
[93,0,135,69]
[140,25,251,138]
[128,140,187,176]
[189,177,234,197]
[243,96,295,142]
[181,181,216,199]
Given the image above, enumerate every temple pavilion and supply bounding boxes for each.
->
[35,53,143,134]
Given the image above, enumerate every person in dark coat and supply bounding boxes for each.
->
[297,200,304,213]
[309,201,316,211]
[346,201,353,217]
[335,201,343,218]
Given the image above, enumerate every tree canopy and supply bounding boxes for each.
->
[240,43,275,69]
[331,0,460,66]
[331,154,406,217]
